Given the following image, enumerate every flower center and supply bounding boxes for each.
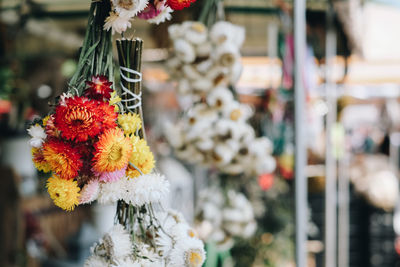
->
[187,251,202,267]
[118,0,134,9]
[230,109,242,121]
[109,144,123,162]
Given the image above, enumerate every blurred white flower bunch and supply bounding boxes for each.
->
[167,21,244,99]
[165,21,276,176]
[85,210,206,267]
[105,0,197,34]
[194,187,257,250]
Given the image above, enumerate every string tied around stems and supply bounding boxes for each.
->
[119,66,142,112]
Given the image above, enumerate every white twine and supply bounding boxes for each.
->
[120,66,142,111]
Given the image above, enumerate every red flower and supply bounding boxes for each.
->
[42,139,82,180]
[167,0,196,10]
[258,173,274,191]
[97,101,118,130]
[54,96,102,142]
[85,75,113,100]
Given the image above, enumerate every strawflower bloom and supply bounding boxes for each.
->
[54,96,102,142]
[126,136,155,178]
[46,175,80,211]
[85,75,113,100]
[79,180,100,204]
[27,124,47,148]
[118,113,142,135]
[93,128,132,172]
[167,0,196,10]
[126,152,155,178]
[42,139,82,180]
[31,147,51,173]
[94,166,127,183]
[97,101,118,130]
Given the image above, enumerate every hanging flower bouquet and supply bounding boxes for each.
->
[166,21,276,177]
[28,0,205,266]
[165,19,276,251]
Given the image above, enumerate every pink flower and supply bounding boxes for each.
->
[79,180,100,204]
[93,166,127,183]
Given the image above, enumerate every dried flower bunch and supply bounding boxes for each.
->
[27,2,205,266]
[166,21,276,177]
[86,210,205,266]
[195,186,257,250]
[105,0,197,34]
[27,75,163,211]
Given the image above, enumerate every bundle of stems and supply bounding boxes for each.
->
[68,0,113,96]
[115,38,161,245]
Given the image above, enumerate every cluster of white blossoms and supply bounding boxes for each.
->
[78,173,170,207]
[167,21,244,100]
[194,187,257,250]
[85,210,206,267]
[165,21,276,176]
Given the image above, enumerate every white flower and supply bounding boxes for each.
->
[248,137,274,157]
[92,224,132,260]
[164,121,185,148]
[210,21,245,47]
[222,101,252,122]
[113,258,138,267]
[195,137,214,151]
[250,155,277,175]
[184,22,208,45]
[213,143,236,165]
[366,170,399,211]
[155,229,173,257]
[206,86,234,110]
[242,220,257,239]
[124,173,170,206]
[229,61,243,84]
[112,0,149,17]
[174,39,196,63]
[167,237,206,267]
[84,255,109,267]
[213,42,240,68]
[168,24,185,39]
[195,59,213,74]
[105,224,132,259]
[104,12,132,34]
[175,146,204,164]
[147,7,173,25]
[98,178,127,204]
[191,79,213,93]
[195,42,212,58]
[182,65,202,81]
[27,124,47,148]
[59,92,73,106]
[177,79,191,95]
[205,66,229,87]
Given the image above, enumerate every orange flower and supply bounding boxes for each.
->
[92,128,132,172]
[54,96,102,142]
[31,147,51,173]
[42,139,82,180]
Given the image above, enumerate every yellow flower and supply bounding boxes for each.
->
[42,115,50,126]
[109,91,122,112]
[93,128,132,172]
[46,175,80,211]
[31,147,52,173]
[118,113,142,135]
[126,136,155,178]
